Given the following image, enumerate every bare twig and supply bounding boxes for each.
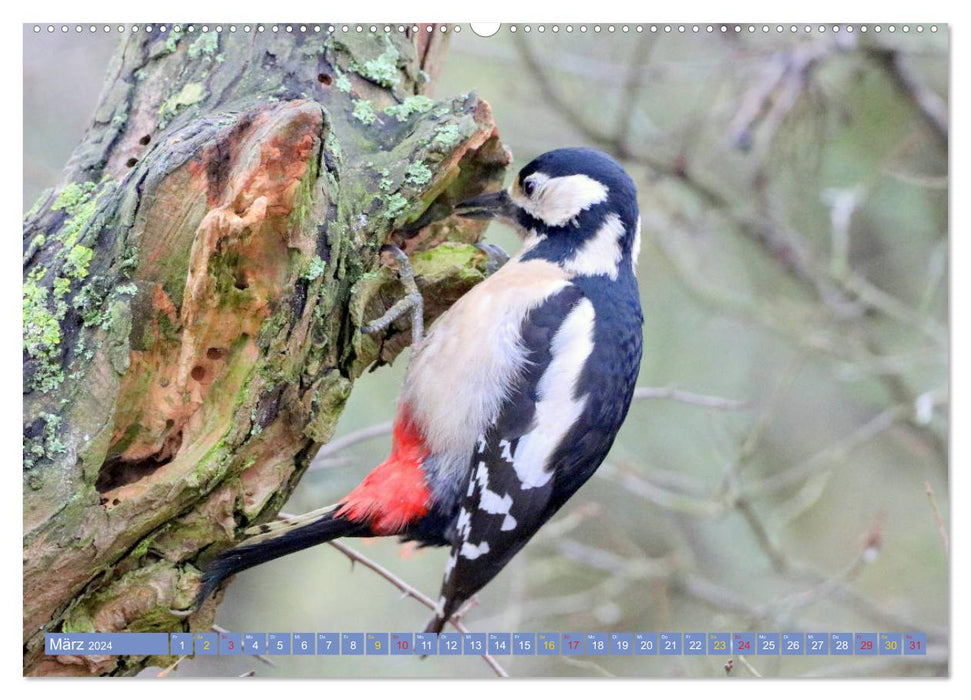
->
[925,482,949,556]
[156,655,187,677]
[736,654,763,678]
[276,512,508,678]
[212,624,275,668]
[865,47,948,146]
[634,386,748,411]
[309,421,393,469]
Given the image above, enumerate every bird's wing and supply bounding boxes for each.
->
[429,284,601,629]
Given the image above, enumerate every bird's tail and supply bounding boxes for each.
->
[194,504,370,607]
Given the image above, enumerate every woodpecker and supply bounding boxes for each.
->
[196,147,644,633]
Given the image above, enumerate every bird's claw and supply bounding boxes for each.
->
[361,244,425,345]
[474,242,509,276]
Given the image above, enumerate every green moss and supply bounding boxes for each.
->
[432,123,461,149]
[23,281,64,393]
[159,82,207,124]
[304,371,353,443]
[352,99,377,125]
[384,95,435,122]
[54,180,114,250]
[302,255,327,281]
[383,193,409,220]
[163,34,180,54]
[52,182,97,215]
[353,41,400,88]
[53,277,71,299]
[334,67,352,93]
[187,33,219,59]
[64,245,94,279]
[74,282,109,327]
[405,161,433,187]
[325,131,343,162]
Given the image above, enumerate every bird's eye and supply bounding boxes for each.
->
[523,180,536,197]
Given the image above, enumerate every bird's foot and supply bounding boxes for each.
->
[474,242,510,276]
[361,245,425,345]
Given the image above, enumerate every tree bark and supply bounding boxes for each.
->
[23,25,509,676]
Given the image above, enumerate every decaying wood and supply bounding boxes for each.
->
[23,25,510,676]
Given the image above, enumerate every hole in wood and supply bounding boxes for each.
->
[317,72,333,85]
[206,347,226,360]
[95,446,178,494]
[191,365,206,381]
[138,134,151,145]
[126,157,138,167]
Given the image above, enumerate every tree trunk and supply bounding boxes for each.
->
[23,25,509,676]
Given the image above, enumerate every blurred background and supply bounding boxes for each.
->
[24,24,949,678]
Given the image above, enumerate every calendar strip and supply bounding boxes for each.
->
[45,631,927,657]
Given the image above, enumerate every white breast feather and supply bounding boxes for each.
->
[402,257,572,460]
[511,298,596,489]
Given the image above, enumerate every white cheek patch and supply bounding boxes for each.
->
[564,212,626,280]
[511,298,595,489]
[517,174,609,228]
[631,216,642,273]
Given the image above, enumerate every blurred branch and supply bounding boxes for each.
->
[925,482,949,556]
[309,421,393,471]
[864,47,948,147]
[614,34,659,155]
[745,403,908,498]
[802,648,948,677]
[634,386,748,410]
[728,40,837,155]
[736,655,763,678]
[277,512,508,678]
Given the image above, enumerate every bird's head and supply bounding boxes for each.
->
[456,147,641,279]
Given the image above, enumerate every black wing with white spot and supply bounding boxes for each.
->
[427,285,600,631]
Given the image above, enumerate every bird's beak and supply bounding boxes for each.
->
[454,189,518,221]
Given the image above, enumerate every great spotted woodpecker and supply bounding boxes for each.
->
[196,147,644,633]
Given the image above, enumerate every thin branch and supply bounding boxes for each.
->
[736,655,763,678]
[310,421,393,467]
[925,482,949,556]
[634,386,748,411]
[156,655,187,677]
[212,624,275,668]
[277,512,508,678]
[865,47,948,146]
[744,404,908,498]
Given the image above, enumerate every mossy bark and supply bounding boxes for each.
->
[22,25,509,676]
